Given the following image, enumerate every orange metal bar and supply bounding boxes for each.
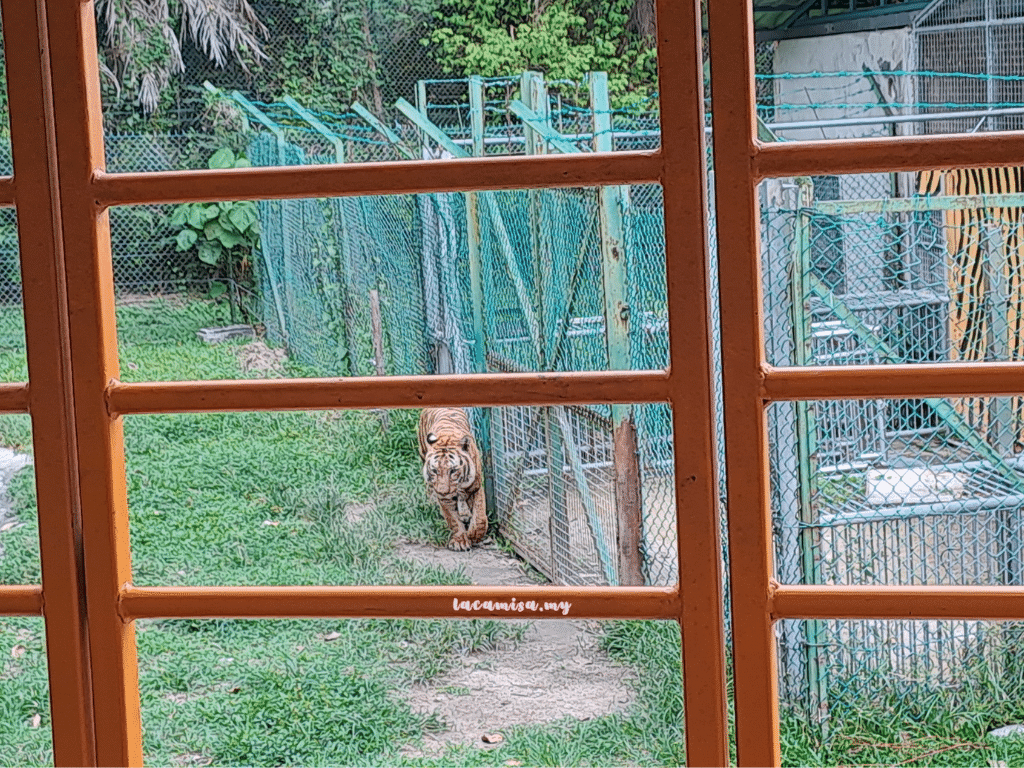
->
[107,370,671,415]
[121,585,679,620]
[44,2,141,765]
[655,0,730,764]
[706,1,781,765]
[93,151,662,206]
[0,175,14,206]
[755,132,1024,180]
[771,584,1024,621]
[762,362,1024,401]
[0,382,31,412]
[3,1,97,764]
[0,585,44,615]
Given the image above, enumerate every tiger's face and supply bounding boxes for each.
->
[422,433,476,501]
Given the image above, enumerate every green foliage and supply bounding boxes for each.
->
[169,149,259,289]
[427,0,658,105]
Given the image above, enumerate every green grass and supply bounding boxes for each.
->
[5,296,1024,766]
[0,297,526,766]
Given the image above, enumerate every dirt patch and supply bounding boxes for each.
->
[343,501,376,525]
[396,539,637,758]
[232,340,287,377]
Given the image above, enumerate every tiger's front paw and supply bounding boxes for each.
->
[447,533,471,551]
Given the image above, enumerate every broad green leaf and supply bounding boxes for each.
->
[186,205,206,229]
[202,204,220,222]
[169,206,188,228]
[175,229,198,251]
[208,148,235,170]
[227,204,258,234]
[198,241,222,265]
[205,220,245,249]
[207,281,228,298]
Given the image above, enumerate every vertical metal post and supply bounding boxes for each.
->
[986,223,1013,454]
[44,1,143,763]
[2,1,96,763]
[416,80,430,158]
[706,0,782,761]
[655,0,731,762]
[521,70,568,579]
[791,180,830,730]
[282,96,354,376]
[228,91,290,343]
[466,75,496,517]
[591,71,643,585]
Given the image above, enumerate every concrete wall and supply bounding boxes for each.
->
[773,29,915,298]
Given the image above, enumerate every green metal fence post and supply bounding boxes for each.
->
[282,96,354,376]
[467,75,496,523]
[350,102,416,160]
[591,71,642,586]
[791,178,830,729]
[522,70,569,581]
[223,88,289,345]
[416,80,429,158]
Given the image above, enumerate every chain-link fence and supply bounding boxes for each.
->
[761,172,1024,723]
[244,75,676,588]
[0,133,229,315]
[105,132,250,300]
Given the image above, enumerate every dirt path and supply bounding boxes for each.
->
[395,539,636,757]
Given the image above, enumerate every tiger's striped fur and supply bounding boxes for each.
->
[417,407,487,551]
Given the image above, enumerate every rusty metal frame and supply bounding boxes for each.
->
[5,0,1021,764]
[0,1,97,764]
[708,0,1024,765]
[0,0,730,765]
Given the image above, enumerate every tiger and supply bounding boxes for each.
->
[417,407,487,551]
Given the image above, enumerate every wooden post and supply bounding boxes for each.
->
[591,72,643,585]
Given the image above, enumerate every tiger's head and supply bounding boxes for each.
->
[422,432,477,501]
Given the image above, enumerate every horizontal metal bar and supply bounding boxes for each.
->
[761,362,1024,401]
[768,106,1024,133]
[819,494,1024,526]
[913,14,1024,33]
[771,583,1024,621]
[92,151,663,207]
[120,584,679,620]
[0,585,43,615]
[814,192,1024,214]
[450,130,665,147]
[108,370,672,415]
[757,7,928,41]
[0,382,30,412]
[754,131,1024,179]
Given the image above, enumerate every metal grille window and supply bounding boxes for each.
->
[2,1,1024,766]
[0,0,723,765]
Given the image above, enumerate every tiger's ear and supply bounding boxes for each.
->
[460,436,471,452]
[426,433,439,445]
